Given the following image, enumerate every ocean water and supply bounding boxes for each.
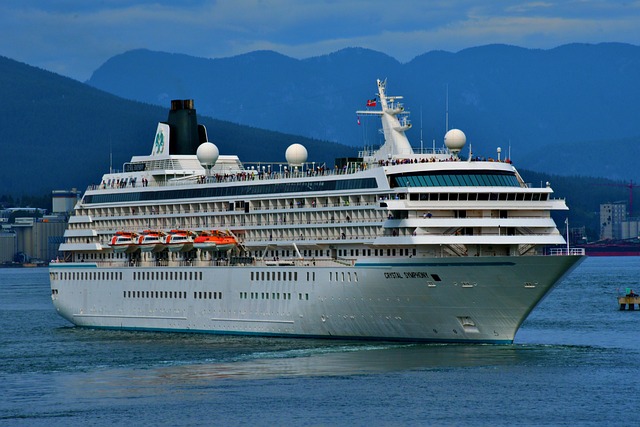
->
[1,257,639,426]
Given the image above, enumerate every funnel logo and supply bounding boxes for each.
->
[153,131,165,155]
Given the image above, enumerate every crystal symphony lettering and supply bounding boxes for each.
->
[384,272,432,279]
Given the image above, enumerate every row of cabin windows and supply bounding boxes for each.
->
[303,249,331,257]
[251,271,299,281]
[335,249,416,257]
[195,291,222,299]
[133,271,203,281]
[408,192,549,202]
[124,290,187,299]
[366,248,417,257]
[123,290,222,299]
[259,250,340,258]
[83,177,378,204]
[77,252,127,260]
[239,292,304,300]
[330,271,359,282]
[250,248,416,259]
[57,271,123,281]
[71,248,416,263]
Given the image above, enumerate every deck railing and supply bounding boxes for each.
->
[548,247,586,256]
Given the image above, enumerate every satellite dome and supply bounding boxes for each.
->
[285,143,308,166]
[196,142,219,167]
[444,129,466,155]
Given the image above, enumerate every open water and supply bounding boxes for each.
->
[1,257,639,426]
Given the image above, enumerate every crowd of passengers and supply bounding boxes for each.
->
[377,156,512,166]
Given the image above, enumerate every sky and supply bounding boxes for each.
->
[1,0,639,82]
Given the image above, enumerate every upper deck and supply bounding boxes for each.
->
[86,155,524,192]
[81,78,539,205]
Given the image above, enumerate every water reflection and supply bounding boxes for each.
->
[64,342,570,395]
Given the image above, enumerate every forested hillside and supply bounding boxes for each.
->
[0,56,353,196]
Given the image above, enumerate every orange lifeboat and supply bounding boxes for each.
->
[110,231,139,253]
[193,230,237,252]
[164,229,196,252]
[137,230,166,253]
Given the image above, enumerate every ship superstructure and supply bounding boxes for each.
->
[49,80,584,343]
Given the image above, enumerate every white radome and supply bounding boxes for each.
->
[197,142,219,166]
[285,143,308,166]
[444,129,466,154]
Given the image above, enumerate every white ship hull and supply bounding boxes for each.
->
[50,255,583,343]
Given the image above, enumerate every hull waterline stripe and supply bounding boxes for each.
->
[66,324,515,344]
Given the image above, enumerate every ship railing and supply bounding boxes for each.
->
[548,247,586,256]
[358,147,451,157]
[84,214,383,230]
[255,258,354,267]
[84,215,556,231]
[84,214,560,231]
[85,161,381,192]
[77,258,355,268]
[65,260,131,267]
[86,154,521,193]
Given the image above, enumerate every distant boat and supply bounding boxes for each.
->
[577,239,640,256]
[618,288,640,310]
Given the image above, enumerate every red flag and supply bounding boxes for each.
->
[366,99,377,107]
[357,116,361,125]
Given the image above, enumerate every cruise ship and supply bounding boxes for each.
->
[49,79,585,343]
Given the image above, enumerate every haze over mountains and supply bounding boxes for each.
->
[2,43,640,201]
[86,43,640,183]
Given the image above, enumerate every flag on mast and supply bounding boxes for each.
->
[366,99,377,107]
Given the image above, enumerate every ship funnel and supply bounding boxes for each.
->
[166,99,207,155]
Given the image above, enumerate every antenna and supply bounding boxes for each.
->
[566,217,570,253]
[109,137,113,174]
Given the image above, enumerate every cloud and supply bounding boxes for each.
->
[0,0,638,81]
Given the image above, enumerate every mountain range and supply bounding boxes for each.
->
[86,43,640,182]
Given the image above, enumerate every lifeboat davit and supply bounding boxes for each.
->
[110,231,139,253]
[194,230,238,252]
[164,229,196,252]
[137,230,166,253]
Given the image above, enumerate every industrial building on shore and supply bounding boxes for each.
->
[0,190,78,266]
